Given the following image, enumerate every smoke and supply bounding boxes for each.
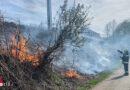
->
[27,24,129,75]
[54,32,130,74]
[21,21,130,75]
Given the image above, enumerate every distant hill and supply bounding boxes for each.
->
[105,20,130,43]
[113,20,130,37]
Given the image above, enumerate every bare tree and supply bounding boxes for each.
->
[105,20,116,38]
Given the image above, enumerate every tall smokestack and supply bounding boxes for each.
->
[47,0,52,30]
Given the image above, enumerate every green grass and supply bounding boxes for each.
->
[77,66,121,90]
[86,72,111,89]
[76,72,111,90]
[85,66,121,90]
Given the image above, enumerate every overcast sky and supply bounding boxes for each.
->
[0,0,130,34]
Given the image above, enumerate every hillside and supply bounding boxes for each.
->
[113,20,130,37]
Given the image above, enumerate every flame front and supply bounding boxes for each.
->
[9,32,39,66]
[61,69,84,79]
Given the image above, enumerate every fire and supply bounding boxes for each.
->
[8,32,40,66]
[61,69,84,79]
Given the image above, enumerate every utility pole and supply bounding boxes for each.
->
[47,0,52,30]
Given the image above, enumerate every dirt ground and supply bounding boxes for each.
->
[91,67,130,90]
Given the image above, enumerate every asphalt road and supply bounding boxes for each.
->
[91,67,130,90]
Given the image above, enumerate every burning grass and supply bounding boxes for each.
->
[0,29,97,90]
[9,32,40,66]
[60,69,84,79]
[0,28,110,90]
[0,31,42,66]
[0,11,107,90]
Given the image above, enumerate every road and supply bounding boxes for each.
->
[91,67,130,90]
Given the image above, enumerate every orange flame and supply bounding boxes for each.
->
[61,69,84,79]
[8,32,40,66]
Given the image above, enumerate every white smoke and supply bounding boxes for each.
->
[55,34,130,74]
[24,24,130,75]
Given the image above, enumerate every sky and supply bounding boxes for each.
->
[0,0,130,35]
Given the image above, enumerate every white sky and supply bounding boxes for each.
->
[0,0,130,34]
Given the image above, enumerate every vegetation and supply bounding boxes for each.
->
[37,0,91,70]
[77,66,120,90]
[86,72,111,89]
[0,0,93,90]
[0,0,123,90]
[105,20,116,38]
[113,20,130,37]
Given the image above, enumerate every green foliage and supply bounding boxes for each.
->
[56,0,91,48]
[64,88,67,90]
